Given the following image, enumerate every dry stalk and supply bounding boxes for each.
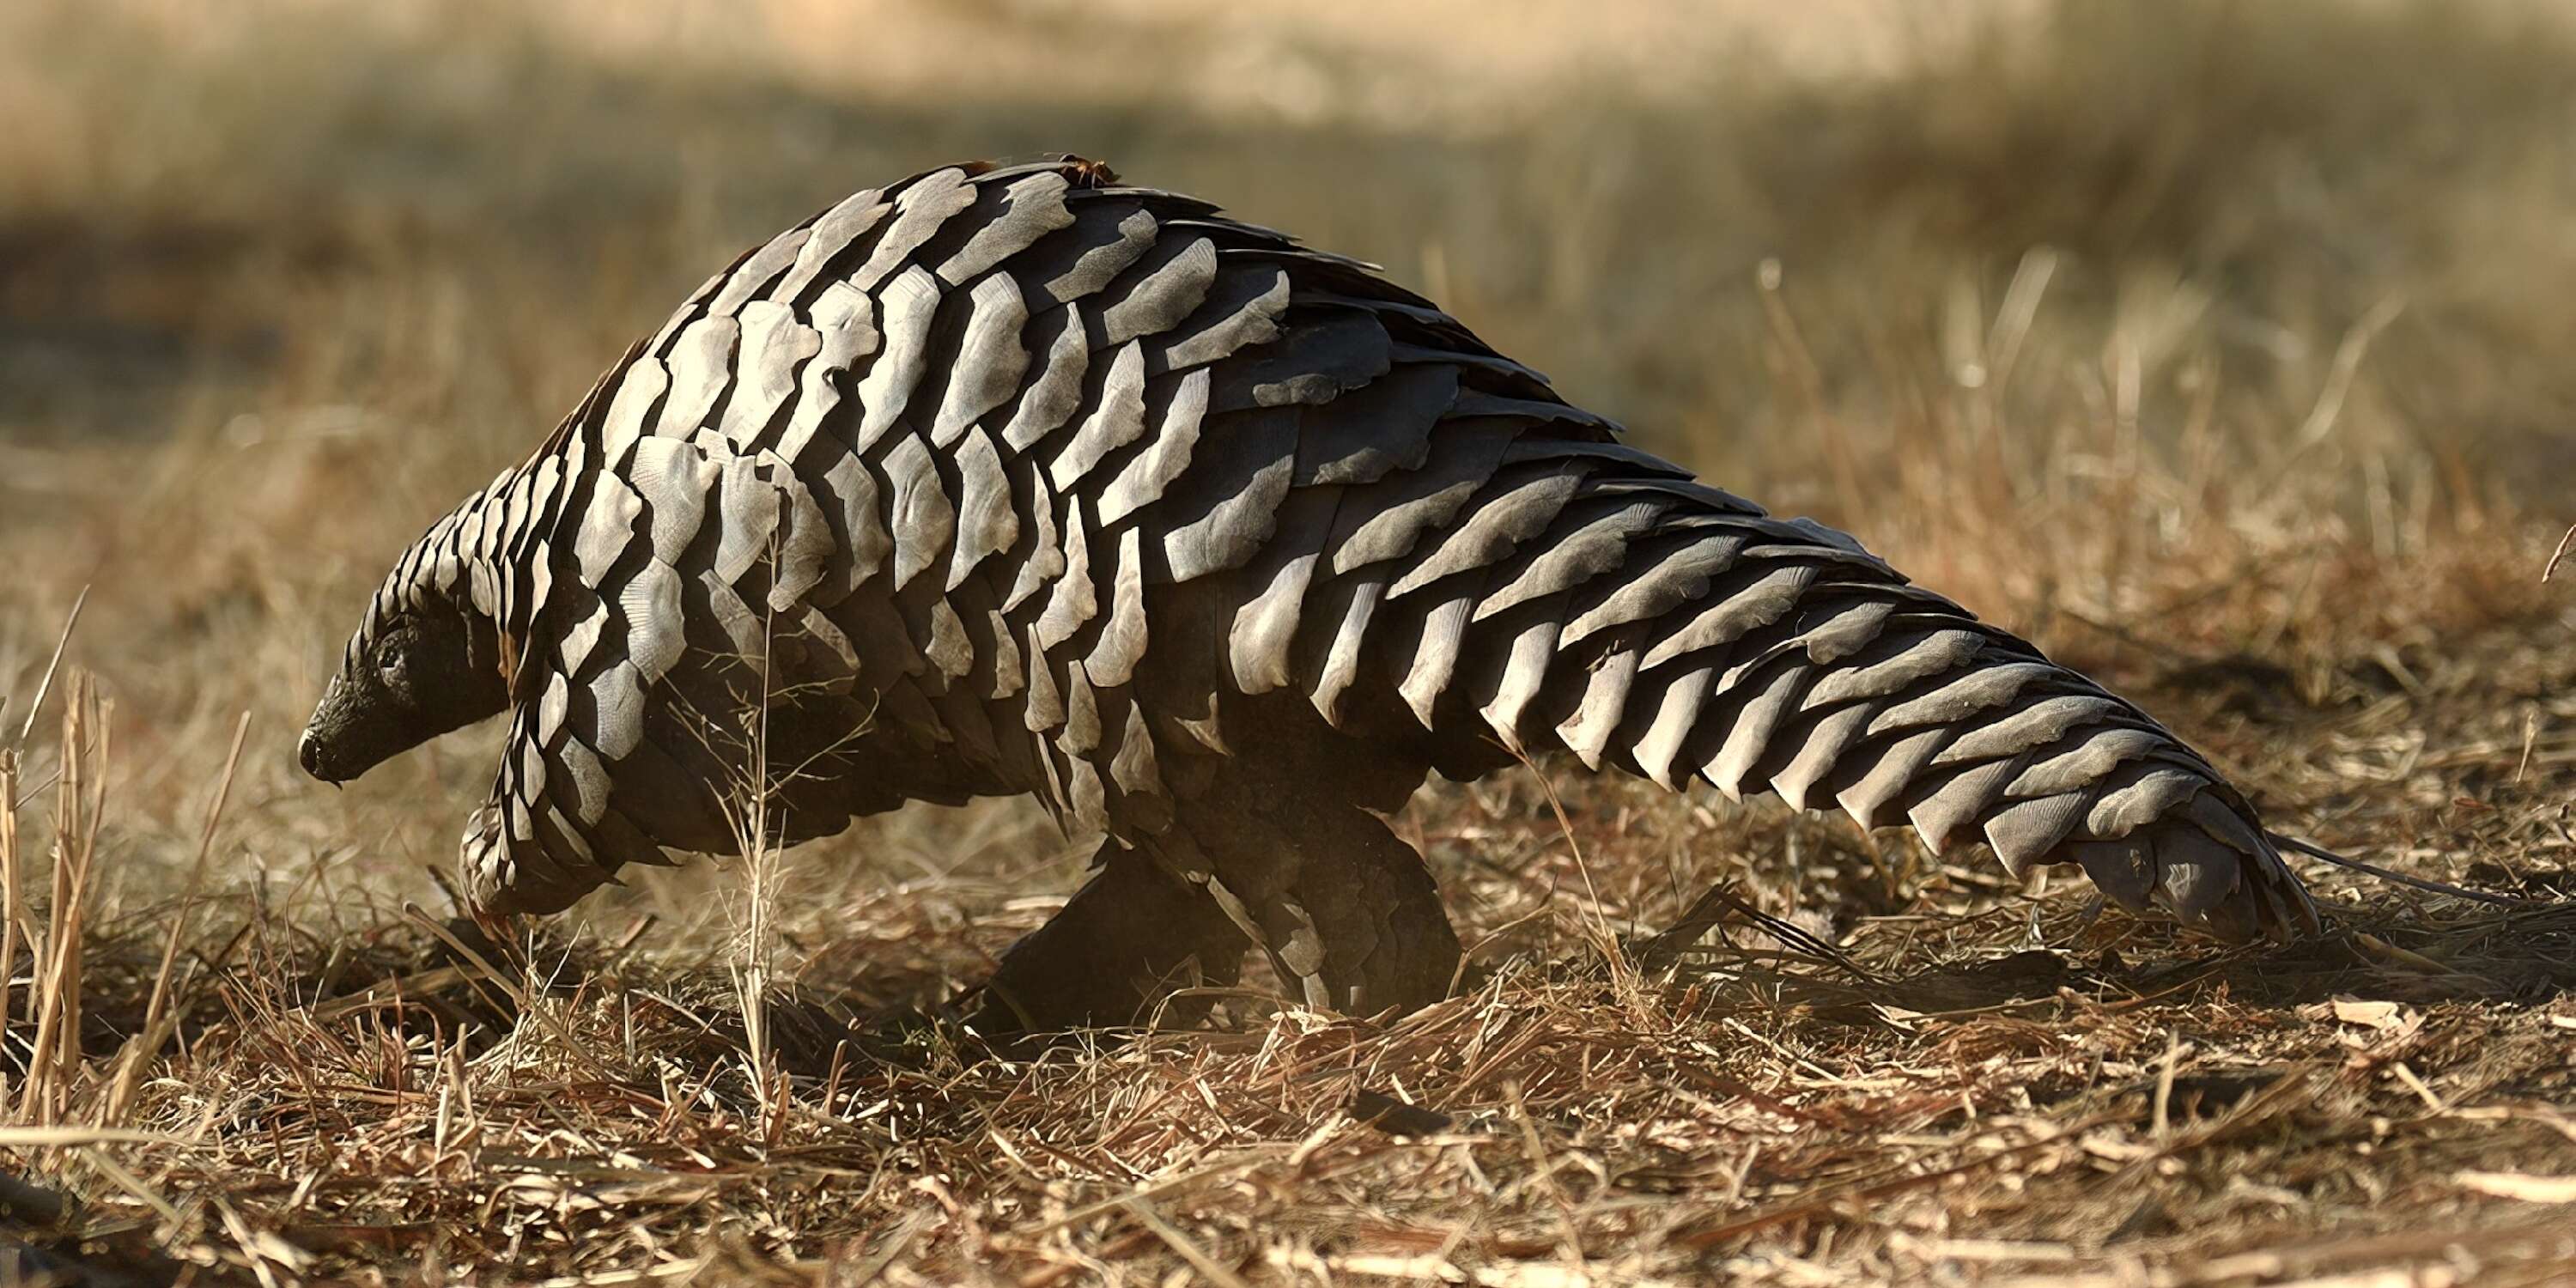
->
[9,583,88,751]
[0,746,15,1118]
[726,572,786,1126]
[19,672,106,1139]
[1503,739,1637,1004]
[102,709,253,1124]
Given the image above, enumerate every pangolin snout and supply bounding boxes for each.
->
[298,675,378,784]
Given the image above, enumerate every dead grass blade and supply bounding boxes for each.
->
[96,710,253,1125]
[1120,1196,1254,1288]
[2273,833,2558,908]
[1631,879,1879,983]
[146,709,252,1032]
[0,1127,197,1148]
[9,583,88,751]
[1673,1115,2122,1249]
[15,674,106,1134]
[1,750,16,1098]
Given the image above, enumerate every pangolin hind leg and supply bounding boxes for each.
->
[1158,702,1463,1018]
[1256,801,1461,1017]
[964,838,1250,1039]
[967,746,1461,1041]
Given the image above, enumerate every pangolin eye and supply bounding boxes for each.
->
[375,638,409,683]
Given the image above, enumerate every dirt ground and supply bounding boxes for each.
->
[5,1,2575,1282]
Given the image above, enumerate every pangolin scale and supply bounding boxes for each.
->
[301,158,2318,1033]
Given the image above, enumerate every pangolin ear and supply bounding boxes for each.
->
[463,617,536,703]
[501,628,544,704]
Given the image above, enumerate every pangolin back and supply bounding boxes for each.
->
[398,158,2313,941]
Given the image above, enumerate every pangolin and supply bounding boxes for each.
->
[301,157,2318,1034]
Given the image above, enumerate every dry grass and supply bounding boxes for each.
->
[6,0,2576,1282]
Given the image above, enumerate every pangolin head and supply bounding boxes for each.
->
[301,499,515,784]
